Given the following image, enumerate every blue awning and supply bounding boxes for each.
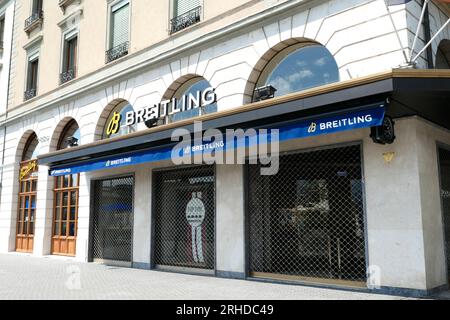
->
[49,103,385,177]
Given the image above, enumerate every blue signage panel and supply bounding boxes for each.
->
[49,104,385,176]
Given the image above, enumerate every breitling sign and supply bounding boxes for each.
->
[105,87,217,136]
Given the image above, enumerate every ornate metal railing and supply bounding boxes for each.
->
[24,88,37,101]
[24,10,44,31]
[60,68,76,85]
[105,41,129,64]
[0,41,3,50]
[170,6,201,34]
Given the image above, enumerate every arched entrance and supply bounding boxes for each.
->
[16,132,40,253]
[50,118,81,256]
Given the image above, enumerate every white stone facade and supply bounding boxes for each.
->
[0,0,449,295]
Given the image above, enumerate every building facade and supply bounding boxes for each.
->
[0,0,450,296]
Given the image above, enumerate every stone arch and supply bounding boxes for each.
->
[94,98,128,141]
[15,130,39,163]
[49,117,80,153]
[244,37,337,104]
[436,39,450,69]
[161,73,205,100]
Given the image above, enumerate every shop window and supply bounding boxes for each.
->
[254,44,339,100]
[16,133,39,253]
[52,120,81,256]
[436,39,450,69]
[60,33,78,85]
[106,0,130,63]
[169,77,217,123]
[170,0,201,34]
[154,166,215,272]
[247,145,366,284]
[102,101,136,139]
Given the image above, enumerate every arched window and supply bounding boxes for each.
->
[53,120,81,256]
[102,101,136,139]
[170,77,217,123]
[57,120,81,150]
[255,44,339,100]
[436,39,450,69]
[22,132,39,161]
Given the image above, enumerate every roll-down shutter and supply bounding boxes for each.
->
[111,2,129,49]
[174,0,201,17]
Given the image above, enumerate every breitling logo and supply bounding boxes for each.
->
[308,122,317,133]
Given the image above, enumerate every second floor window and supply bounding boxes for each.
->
[60,35,78,84]
[25,56,39,101]
[106,1,129,63]
[0,17,5,49]
[32,0,43,14]
[171,0,201,34]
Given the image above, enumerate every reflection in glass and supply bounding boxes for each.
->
[263,45,339,98]
[171,79,217,122]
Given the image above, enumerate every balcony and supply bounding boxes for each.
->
[24,88,37,101]
[24,10,43,33]
[60,68,76,85]
[105,41,129,64]
[170,6,201,34]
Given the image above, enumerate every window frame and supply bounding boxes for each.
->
[255,42,340,100]
[25,48,40,96]
[60,28,79,83]
[106,0,131,51]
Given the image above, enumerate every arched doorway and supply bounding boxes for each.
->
[51,119,81,256]
[16,132,40,253]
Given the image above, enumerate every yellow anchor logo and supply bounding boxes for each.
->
[106,112,121,136]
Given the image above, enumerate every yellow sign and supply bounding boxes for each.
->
[20,160,37,181]
[106,112,121,136]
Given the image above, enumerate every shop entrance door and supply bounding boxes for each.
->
[247,145,367,286]
[91,176,134,265]
[16,160,38,253]
[153,166,215,273]
[439,147,450,283]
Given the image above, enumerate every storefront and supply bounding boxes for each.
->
[34,70,450,295]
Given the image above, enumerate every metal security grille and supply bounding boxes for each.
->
[247,145,367,283]
[92,176,134,263]
[154,166,215,270]
[439,148,450,280]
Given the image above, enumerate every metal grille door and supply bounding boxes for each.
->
[154,166,215,271]
[247,145,367,283]
[92,176,134,263]
[439,148,450,280]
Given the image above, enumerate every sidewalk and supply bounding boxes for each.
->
[0,254,420,300]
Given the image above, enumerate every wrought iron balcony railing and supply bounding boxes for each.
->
[170,6,201,34]
[105,41,129,64]
[0,41,3,51]
[24,88,37,101]
[24,10,43,32]
[60,68,76,85]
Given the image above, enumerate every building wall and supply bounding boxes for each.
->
[406,0,450,68]
[0,0,14,120]
[0,0,449,293]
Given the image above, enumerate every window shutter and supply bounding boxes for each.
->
[174,0,201,17]
[111,2,129,49]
